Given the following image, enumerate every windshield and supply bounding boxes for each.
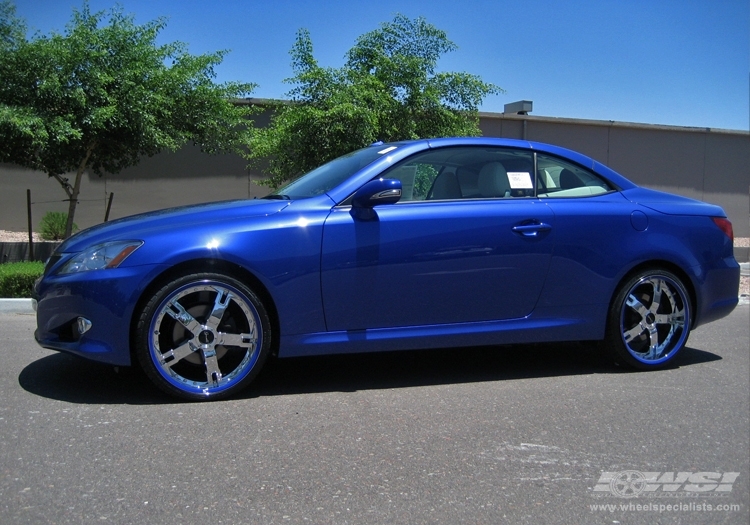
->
[269,144,399,200]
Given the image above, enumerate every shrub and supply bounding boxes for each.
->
[0,261,44,298]
[39,211,77,240]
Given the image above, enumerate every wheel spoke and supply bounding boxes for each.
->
[205,288,232,332]
[649,279,663,314]
[644,324,661,359]
[160,340,199,367]
[217,331,256,349]
[623,324,646,344]
[164,299,202,335]
[202,348,223,386]
[625,294,649,318]
[654,310,685,327]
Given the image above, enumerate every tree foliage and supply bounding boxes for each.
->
[0,0,24,50]
[0,1,256,237]
[249,14,503,188]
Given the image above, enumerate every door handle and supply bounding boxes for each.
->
[512,222,552,237]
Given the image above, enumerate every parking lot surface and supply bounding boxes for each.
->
[1,306,748,524]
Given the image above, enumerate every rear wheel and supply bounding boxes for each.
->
[606,269,691,369]
[134,272,271,401]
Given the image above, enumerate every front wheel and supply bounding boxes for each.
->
[134,273,272,401]
[605,269,691,370]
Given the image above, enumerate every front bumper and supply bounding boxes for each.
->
[34,264,164,366]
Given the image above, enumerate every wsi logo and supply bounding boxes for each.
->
[594,471,740,498]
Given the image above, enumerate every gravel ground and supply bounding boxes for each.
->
[2,230,749,295]
[0,230,45,242]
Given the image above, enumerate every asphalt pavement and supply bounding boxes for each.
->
[0,303,748,524]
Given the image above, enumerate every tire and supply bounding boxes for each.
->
[605,269,691,370]
[134,272,272,401]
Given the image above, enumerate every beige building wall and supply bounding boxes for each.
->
[1,146,267,234]
[1,112,748,237]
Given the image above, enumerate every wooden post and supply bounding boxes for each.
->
[26,189,34,262]
[104,192,114,222]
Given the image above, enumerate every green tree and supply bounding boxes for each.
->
[0,2,256,238]
[0,0,24,50]
[249,14,503,188]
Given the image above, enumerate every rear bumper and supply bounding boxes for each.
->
[693,257,740,328]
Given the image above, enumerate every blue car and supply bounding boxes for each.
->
[33,138,740,400]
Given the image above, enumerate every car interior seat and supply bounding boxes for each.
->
[428,169,462,200]
[478,162,511,198]
[559,168,585,189]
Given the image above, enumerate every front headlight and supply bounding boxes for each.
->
[59,241,143,274]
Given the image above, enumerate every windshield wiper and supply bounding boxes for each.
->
[264,194,291,200]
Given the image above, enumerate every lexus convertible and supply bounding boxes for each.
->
[33,137,740,400]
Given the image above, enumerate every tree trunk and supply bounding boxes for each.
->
[63,142,96,239]
[63,170,83,239]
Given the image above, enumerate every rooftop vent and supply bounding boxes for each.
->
[504,100,533,115]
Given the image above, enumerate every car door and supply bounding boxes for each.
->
[534,152,640,309]
[320,146,556,331]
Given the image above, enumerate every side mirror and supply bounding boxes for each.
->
[351,178,402,208]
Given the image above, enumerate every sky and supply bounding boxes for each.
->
[12,0,750,131]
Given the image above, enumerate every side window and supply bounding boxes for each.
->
[381,147,535,202]
[385,163,439,201]
[536,154,612,198]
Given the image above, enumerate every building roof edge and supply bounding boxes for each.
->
[480,112,749,136]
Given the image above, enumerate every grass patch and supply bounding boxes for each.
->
[0,261,44,298]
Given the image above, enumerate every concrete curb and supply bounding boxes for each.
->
[0,298,34,314]
[2,265,748,313]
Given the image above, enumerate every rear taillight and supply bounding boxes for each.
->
[711,217,734,242]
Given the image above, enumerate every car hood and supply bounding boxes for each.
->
[622,188,726,217]
[58,199,290,253]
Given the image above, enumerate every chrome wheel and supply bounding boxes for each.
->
[136,274,271,400]
[607,270,691,369]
